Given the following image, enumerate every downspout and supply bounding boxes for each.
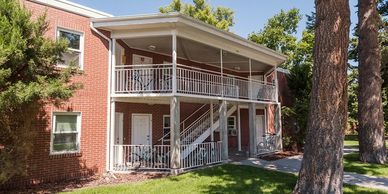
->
[90,22,112,172]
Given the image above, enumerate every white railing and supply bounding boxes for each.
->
[113,145,170,171]
[158,104,209,145]
[180,104,219,145]
[114,64,277,102]
[181,141,223,169]
[256,134,282,155]
[115,64,173,93]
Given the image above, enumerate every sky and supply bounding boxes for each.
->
[71,0,359,40]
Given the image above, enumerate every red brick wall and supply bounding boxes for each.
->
[9,1,110,186]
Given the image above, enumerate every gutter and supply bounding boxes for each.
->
[90,22,112,172]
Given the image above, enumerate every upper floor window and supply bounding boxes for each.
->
[51,112,82,154]
[57,28,84,69]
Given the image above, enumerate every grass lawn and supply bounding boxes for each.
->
[344,135,388,148]
[65,164,387,194]
[344,152,388,178]
[344,135,359,147]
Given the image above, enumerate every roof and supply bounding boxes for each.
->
[92,13,287,66]
[28,0,113,18]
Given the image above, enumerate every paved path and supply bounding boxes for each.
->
[231,154,388,191]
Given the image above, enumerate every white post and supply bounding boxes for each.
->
[108,39,117,171]
[172,31,177,94]
[170,97,181,174]
[276,103,283,151]
[274,67,279,103]
[210,102,214,141]
[249,58,252,100]
[220,49,224,97]
[109,101,115,171]
[112,39,116,93]
[237,105,241,151]
[248,103,257,157]
[219,100,228,160]
[237,104,242,151]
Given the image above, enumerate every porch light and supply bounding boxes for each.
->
[148,45,156,51]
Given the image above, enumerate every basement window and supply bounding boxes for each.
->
[51,112,81,154]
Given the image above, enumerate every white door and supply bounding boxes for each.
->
[256,115,265,140]
[114,112,124,164]
[132,114,152,145]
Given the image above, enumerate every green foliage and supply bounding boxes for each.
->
[348,66,359,131]
[159,0,234,31]
[0,0,79,183]
[248,8,301,69]
[249,9,314,150]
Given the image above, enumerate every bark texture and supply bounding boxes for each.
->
[357,0,386,164]
[293,0,350,193]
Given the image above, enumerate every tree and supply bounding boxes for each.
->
[0,0,79,183]
[357,0,386,164]
[248,8,301,69]
[159,0,234,31]
[293,0,350,193]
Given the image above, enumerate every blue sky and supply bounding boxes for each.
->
[71,0,359,40]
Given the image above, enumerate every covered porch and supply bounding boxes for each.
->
[109,99,282,172]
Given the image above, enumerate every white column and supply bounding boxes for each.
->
[108,39,117,172]
[172,31,177,94]
[237,104,242,151]
[274,68,279,103]
[248,102,257,157]
[275,103,283,151]
[219,100,228,160]
[220,49,224,97]
[170,97,181,174]
[249,59,252,100]
[210,102,214,141]
[112,39,116,93]
[109,100,115,171]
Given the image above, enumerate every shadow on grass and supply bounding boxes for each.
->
[344,153,388,178]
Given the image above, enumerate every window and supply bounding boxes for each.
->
[227,116,237,136]
[57,28,84,68]
[163,115,171,142]
[51,112,81,154]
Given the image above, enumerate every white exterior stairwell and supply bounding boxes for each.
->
[180,104,237,159]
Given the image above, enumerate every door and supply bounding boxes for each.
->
[131,114,152,145]
[114,112,124,164]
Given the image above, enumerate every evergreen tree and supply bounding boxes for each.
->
[0,0,79,182]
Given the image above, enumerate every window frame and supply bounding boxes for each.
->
[227,116,237,136]
[50,112,82,155]
[162,115,171,141]
[56,27,84,70]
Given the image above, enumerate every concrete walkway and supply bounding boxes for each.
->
[231,154,388,191]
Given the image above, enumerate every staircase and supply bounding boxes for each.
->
[180,104,237,159]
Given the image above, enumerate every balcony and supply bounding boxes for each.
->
[114,63,277,102]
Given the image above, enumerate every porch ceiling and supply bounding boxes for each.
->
[92,13,287,68]
[122,36,271,72]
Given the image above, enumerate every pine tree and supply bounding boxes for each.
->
[0,0,79,183]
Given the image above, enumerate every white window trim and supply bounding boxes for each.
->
[56,27,85,70]
[50,112,82,155]
[227,116,237,136]
[163,115,171,139]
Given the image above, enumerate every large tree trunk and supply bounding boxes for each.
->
[293,0,350,193]
[357,0,386,164]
